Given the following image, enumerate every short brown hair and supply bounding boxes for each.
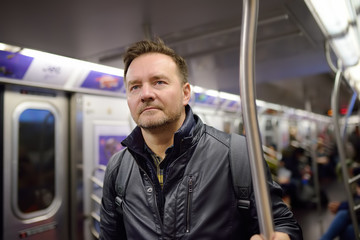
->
[123,38,188,84]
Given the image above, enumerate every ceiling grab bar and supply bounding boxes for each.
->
[331,66,360,240]
[239,0,274,239]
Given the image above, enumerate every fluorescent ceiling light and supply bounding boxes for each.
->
[351,0,360,10]
[306,0,352,35]
[21,48,123,76]
[331,26,360,66]
[0,43,7,51]
[345,62,360,85]
[305,0,360,67]
[0,43,22,52]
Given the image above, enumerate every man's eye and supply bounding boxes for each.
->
[130,85,139,91]
[156,81,165,85]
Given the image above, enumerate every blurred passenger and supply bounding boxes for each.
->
[280,141,306,208]
[316,137,336,184]
[320,176,360,240]
[277,161,293,208]
[281,141,302,181]
[264,144,279,178]
[279,139,330,209]
[99,38,302,240]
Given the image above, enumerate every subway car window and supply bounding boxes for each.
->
[17,108,55,214]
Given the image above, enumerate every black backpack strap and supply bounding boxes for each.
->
[114,150,134,215]
[230,133,251,210]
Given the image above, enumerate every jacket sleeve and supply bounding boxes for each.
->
[248,162,303,240]
[268,178,303,239]
[100,152,127,240]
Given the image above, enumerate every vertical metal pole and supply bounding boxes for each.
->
[239,0,274,239]
[331,69,360,240]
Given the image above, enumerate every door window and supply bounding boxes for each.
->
[18,109,55,213]
[13,103,60,219]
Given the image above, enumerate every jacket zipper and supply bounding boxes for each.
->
[138,165,164,234]
[186,176,193,233]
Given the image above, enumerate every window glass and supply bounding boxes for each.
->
[17,109,55,213]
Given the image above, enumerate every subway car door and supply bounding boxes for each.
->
[2,85,69,240]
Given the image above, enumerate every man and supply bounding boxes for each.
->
[100,38,303,240]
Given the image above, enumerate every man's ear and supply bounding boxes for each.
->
[182,83,191,105]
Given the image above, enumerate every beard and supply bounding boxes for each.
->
[136,107,183,130]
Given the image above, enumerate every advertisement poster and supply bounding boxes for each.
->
[98,135,126,165]
[81,70,124,93]
[194,92,217,106]
[22,57,74,86]
[93,122,131,166]
[0,51,33,80]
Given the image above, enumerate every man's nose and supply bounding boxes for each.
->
[140,84,155,102]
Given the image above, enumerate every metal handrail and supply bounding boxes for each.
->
[331,68,360,240]
[91,193,102,205]
[355,204,360,212]
[91,211,101,222]
[91,176,104,188]
[239,0,274,238]
[90,225,100,239]
[349,174,360,185]
[90,164,107,239]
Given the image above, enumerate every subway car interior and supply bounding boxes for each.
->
[2,0,360,239]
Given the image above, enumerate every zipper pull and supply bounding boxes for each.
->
[188,177,193,193]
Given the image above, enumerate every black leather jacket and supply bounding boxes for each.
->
[100,106,303,240]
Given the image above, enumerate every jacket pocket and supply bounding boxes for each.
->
[185,175,193,233]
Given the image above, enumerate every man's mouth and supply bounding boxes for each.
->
[141,106,158,114]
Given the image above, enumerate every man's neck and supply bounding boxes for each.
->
[143,131,173,159]
[141,114,186,159]
[142,125,177,159]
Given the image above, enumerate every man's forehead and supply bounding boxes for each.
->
[127,54,177,74]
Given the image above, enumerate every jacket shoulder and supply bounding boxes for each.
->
[204,124,231,146]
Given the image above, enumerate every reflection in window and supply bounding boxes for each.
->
[17,109,55,213]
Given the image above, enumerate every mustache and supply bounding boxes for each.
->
[138,104,161,114]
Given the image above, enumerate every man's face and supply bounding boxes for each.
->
[125,53,190,130]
